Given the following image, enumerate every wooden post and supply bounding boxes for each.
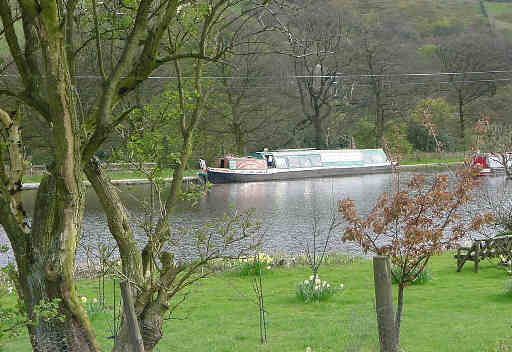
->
[474,241,481,273]
[373,256,397,352]
[120,281,145,352]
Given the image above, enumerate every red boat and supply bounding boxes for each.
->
[471,153,510,176]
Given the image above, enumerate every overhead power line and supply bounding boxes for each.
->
[1,69,512,80]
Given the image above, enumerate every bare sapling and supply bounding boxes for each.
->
[304,192,342,282]
[252,253,267,345]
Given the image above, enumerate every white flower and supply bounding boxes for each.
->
[80,296,87,303]
[464,240,473,247]
[93,298,98,304]
[314,278,321,285]
[314,285,319,290]
[326,284,330,288]
[306,347,312,352]
[7,286,13,294]
[339,283,344,290]
[309,275,315,281]
[304,280,309,285]
[266,266,271,270]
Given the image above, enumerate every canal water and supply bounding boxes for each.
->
[0,171,508,266]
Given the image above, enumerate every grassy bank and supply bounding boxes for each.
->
[400,152,465,166]
[22,169,200,184]
[2,253,512,351]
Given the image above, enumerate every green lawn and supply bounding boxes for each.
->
[2,254,512,351]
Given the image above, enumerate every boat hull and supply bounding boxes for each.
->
[207,164,392,184]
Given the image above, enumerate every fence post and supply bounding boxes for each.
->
[120,281,145,352]
[373,256,397,352]
[474,241,481,273]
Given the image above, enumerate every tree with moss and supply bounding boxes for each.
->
[0,1,274,350]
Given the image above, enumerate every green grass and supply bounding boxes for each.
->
[22,169,200,184]
[2,254,512,351]
[401,152,465,165]
[400,156,464,165]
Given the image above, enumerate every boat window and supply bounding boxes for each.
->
[364,150,387,163]
[301,158,312,168]
[310,155,322,167]
[274,157,288,169]
[288,156,302,168]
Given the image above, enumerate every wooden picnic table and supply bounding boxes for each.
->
[455,235,512,272]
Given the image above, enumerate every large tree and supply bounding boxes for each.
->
[348,9,403,148]
[0,1,273,351]
[426,32,504,143]
[280,2,350,148]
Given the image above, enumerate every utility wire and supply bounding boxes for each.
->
[1,69,512,80]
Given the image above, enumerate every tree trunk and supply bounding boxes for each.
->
[16,12,100,350]
[233,122,246,156]
[458,93,465,142]
[375,90,384,148]
[16,173,100,352]
[312,115,327,149]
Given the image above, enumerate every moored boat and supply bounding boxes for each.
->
[203,148,393,184]
[471,152,512,176]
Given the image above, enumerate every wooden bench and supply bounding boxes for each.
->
[455,235,512,272]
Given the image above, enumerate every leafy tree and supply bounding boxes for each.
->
[339,167,486,346]
[349,10,403,147]
[282,2,350,148]
[351,117,376,149]
[407,98,457,152]
[419,33,504,144]
[202,53,283,156]
[383,120,413,159]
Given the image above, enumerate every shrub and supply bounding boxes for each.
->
[391,265,432,285]
[236,253,273,276]
[296,274,343,303]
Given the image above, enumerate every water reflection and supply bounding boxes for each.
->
[1,172,510,266]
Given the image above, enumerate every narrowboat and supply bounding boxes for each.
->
[202,148,393,184]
